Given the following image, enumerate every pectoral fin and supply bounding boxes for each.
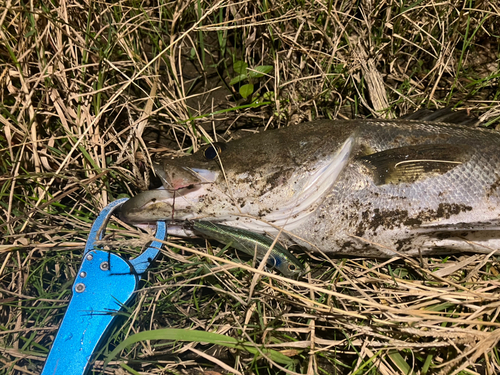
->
[360,144,471,185]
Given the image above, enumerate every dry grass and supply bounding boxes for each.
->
[1,0,500,374]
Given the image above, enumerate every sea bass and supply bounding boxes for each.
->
[120,111,500,257]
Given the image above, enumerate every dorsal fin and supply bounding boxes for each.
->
[360,143,472,185]
[401,108,481,126]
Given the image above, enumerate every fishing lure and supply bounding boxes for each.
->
[192,221,305,278]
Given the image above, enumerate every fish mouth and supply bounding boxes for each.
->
[154,162,218,190]
[119,186,210,224]
[120,166,219,225]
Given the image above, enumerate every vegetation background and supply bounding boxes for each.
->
[1,0,500,374]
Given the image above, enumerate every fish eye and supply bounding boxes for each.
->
[288,264,297,272]
[203,143,225,160]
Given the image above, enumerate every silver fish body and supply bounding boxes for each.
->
[191,221,304,277]
[121,115,500,257]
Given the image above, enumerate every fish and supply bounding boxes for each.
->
[120,110,500,258]
[189,221,305,278]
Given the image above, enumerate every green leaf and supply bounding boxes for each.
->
[119,363,140,375]
[229,74,247,86]
[233,60,248,74]
[388,350,412,375]
[105,328,295,366]
[189,47,196,60]
[263,91,275,100]
[248,65,273,79]
[239,83,254,98]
